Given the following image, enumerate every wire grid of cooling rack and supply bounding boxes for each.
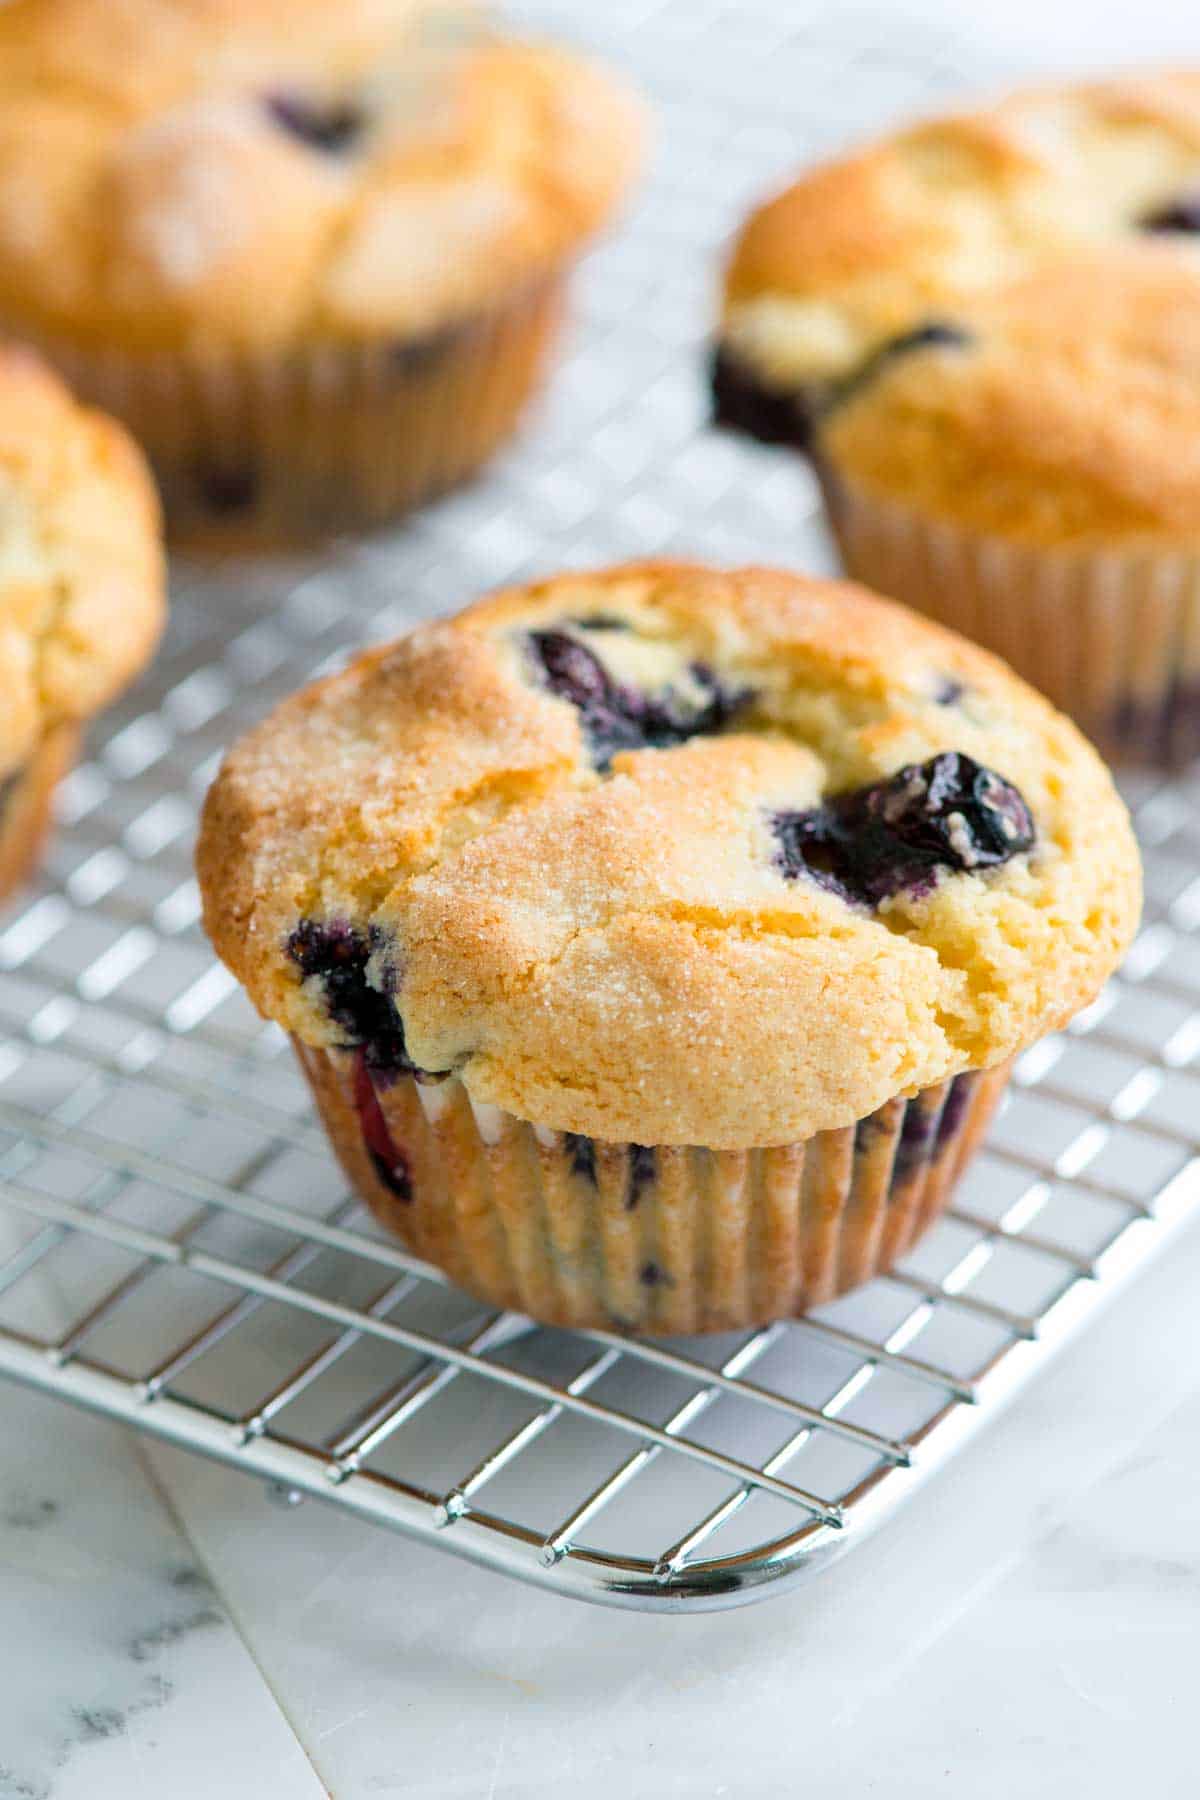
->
[2,0,1200,1613]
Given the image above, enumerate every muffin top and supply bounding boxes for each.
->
[0,0,643,352]
[198,562,1139,1148]
[717,69,1200,420]
[0,344,165,783]
[820,243,1200,547]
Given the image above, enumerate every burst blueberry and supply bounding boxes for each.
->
[627,1145,656,1209]
[1139,194,1200,234]
[266,92,365,153]
[772,752,1035,906]
[527,629,751,770]
[564,1132,598,1183]
[710,343,818,448]
[287,919,417,1078]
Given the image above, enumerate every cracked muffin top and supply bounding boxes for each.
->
[198,563,1139,1148]
[715,70,1200,453]
[0,344,165,782]
[0,0,643,352]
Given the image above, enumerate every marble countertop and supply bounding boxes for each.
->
[4,1212,1197,1799]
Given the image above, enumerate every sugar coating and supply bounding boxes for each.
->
[198,563,1140,1149]
[0,344,164,781]
[721,71,1200,386]
[0,0,644,352]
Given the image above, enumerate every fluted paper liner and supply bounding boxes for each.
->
[819,466,1200,765]
[294,1041,1010,1334]
[9,275,565,548]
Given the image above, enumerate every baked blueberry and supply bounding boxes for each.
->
[565,1132,598,1183]
[626,1144,656,1209]
[265,92,365,153]
[287,918,418,1079]
[710,343,817,448]
[638,1259,673,1288]
[193,463,259,516]
[713,321,970,449]
[772,752,1035,906]
[935,1071,976,1147]
[834,320,972,411]
[527,629,750,769]
[1139,194,1200,233]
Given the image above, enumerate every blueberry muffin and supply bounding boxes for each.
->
[0,344,164,903]
[713,71,1200,760]
[197,563,1138,1334]
[0,0,644,545]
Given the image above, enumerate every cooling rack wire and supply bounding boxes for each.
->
[0,0,1197,1609]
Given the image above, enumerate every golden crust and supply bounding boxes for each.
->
[0,1,644,350]
[0,343,165,780]
[720,68,1200,389]
[821,244,1200,546]
[197,562,1140,1148]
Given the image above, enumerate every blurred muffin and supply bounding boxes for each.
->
[0,345,164,904]
[0,0,644,545]
[713,70,1200,759]
[197,562,1139,1333]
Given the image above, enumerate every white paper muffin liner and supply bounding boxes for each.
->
[7,274,565,548]
[818,465,1200,764]
[294,1041,1010,1335]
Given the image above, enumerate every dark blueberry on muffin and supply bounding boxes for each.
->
[527,629,750,769]
[565,1132,598,1183]
[626,1144,656,1209]
[936,1071,976,1145]
[1139,194,1200,234]
[286,919,416,1079]
[265,91,366,153]
[856,319,971,372]
[639,1259,674,1289]
[772,753,1035,906]
[710,343,817,448]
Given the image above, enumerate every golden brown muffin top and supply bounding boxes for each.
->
[0,344,165,782]
[719,69,1200,391]
[197,563,1139,1148]
[0,0,644,351]
[819,243,1200,546]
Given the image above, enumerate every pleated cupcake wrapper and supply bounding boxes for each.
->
[0,723,80,905]
[294,1040,1010,1334]
[6,273,565,548]
[818,465,1200,765]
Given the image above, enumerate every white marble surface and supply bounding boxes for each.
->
[1,1216,1195,1799]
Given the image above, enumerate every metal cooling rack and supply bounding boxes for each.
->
[2,0,1200,1613]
